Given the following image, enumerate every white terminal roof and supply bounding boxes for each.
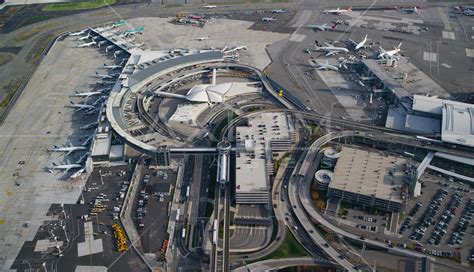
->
[329,146,408,204]
[185,82,260,103]
[235,112,294,194]
[412,95,474,147]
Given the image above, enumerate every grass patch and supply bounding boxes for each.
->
[24,15,52,26]
[0,52,14,66]
[30,34,55,64]
[13,23,54,43]
[265,228,309,259]
[0,79,23,110]
[42,0,116,11]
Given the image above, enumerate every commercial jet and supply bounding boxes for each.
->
[46,161,83,172]
[314,42,349,56]
[66,101,96,111]
[203,5,217,9]
[262,17,276,22]
[103,63,123,70]
[349,34,368,51]
[195,36,210,41]
[272,9,286,13]
[94,71,116,79]
[324,6,352,15]
[309,59,339,71]
[70,90,104,98]
[69,29,88,36]
[48,141,87,156]
[307,24,336,31]
[76,41,96,48]
[378,42,402,59]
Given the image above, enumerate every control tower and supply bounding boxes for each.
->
[216,141,231,184]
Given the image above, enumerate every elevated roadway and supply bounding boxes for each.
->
[233,257,335,272]
[290,131,433,265]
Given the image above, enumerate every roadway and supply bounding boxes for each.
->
[289,131,432,266]
[233,257,335,272]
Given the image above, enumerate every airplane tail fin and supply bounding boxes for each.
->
[52,162,58,166]
[348,6,352,11]
[70,100,75,105]
[331,23,337,29]
[396,42,402,49]
[364,34,368,40]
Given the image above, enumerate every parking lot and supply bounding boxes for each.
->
[133,165,176,255]
[401,171,473,263]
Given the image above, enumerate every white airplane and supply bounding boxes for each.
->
[66,101,96,111]
[349,34,368,51]
[314,42,349,56]
[272,9,286,13]
[203,5,217,9]
[80,122,98,130]
[76,41,96,48]
[46,161,83,172]
[324,6,352,15]
[224,46,247,54]
[103,63,123,70]
[378,42,402,59]
[69,29,88,36]
[308,59,339,71]
[69,167,85,179]
[78,35,91,41]
[94,71,115,79]
[307,24,335,31]
[195,36,210,41]
[70,90,104,98]
[48,141,87,156]
[262,17,276,22]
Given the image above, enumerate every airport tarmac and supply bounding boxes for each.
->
[0,35,107,270]
[124,17,290,70]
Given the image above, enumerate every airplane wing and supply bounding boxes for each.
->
[379,46,386,53]
[66,150,73,156]
[349,39,356,46]
[324,42,333,47]
[325,50,339,57]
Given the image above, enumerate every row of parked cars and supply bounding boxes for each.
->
[136,175,151,229]
[447,198,473,246]
[410,189,448,241]
[399,202,423,234]
[427,192,463,245]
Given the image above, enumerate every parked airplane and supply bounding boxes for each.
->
[272,9,286,13]
[195,36,210,41]
[308,59,339,71]
[46,161,83,172]
[349,34,368,51]
[314,42,349,56]
[203,5,217,9]
[307,24,336,31]
[80,122,98,130]
[76,41,96,48]
[103,63,123,70]
[112,20,127,27]
[66,101,96,111]
[79,35,91,41]
[48,141,87,156]
[69,167,85,179]
[378,42,402,59]
[324,6,352,15]
[94,71,115,79]
[262,17,276,22]
[224,46,247,54]
[69,29,88,36]
[70,90,104,98]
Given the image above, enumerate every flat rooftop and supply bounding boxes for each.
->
[329,146,409,204]
[412,95,474,147]
[235,112,294,196]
